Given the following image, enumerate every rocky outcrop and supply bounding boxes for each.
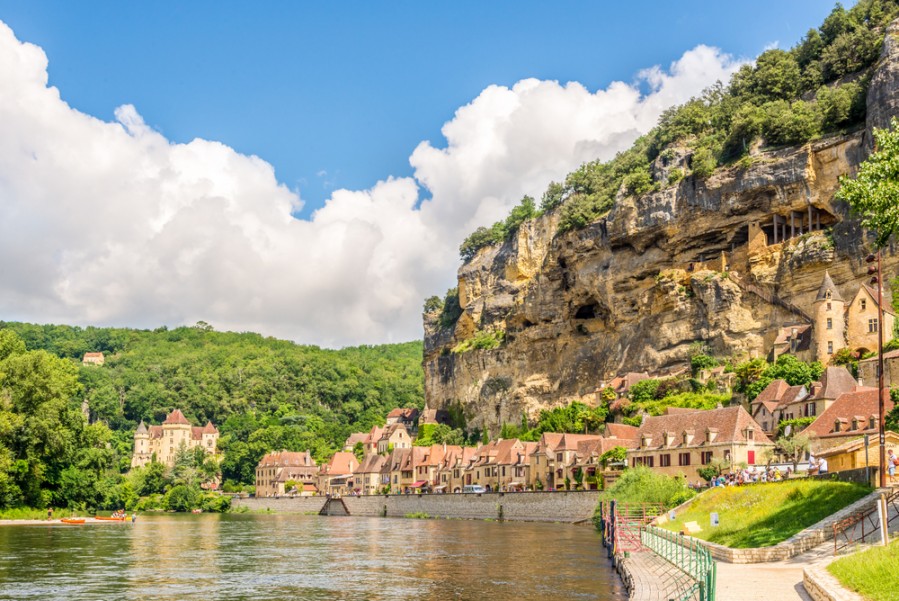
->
[423,32,899,434]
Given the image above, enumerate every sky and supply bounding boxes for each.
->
[0,1,843,347]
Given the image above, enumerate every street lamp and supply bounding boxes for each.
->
[866,252,888,489]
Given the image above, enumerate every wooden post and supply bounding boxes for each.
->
[773,215,778,244]
[791,212,795,239]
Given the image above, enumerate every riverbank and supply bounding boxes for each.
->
[233,490,602,522]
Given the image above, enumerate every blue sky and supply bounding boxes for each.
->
[0,1,839,215]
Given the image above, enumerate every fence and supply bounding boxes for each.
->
[832,488,899,555]
[642,525,716,601]
[598,501,664,559]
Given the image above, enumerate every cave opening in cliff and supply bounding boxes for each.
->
[760,206,837,245]
[574,303,598,319]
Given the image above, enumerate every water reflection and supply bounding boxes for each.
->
[0,514,624,600]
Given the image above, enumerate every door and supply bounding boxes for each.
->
[747,450,755,465]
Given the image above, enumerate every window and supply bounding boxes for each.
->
[747,429,754,440]
[762,421,768,432]
[645,456,654,468]
[556,453,563,462]
[869,318,879,333]
[660,454,671,467]
[827,318,833,330]
[701,451,713,465]
[834,420,842,433]
[827,302,832,311]
[678,453,691,466]
[825,290,832,300]
[861,299,867,310]
[828,341,834,355]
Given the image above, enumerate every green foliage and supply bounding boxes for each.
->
[690,353,719,374]
[736,355,824,401]
[437,288,463,330]
[627,379,660,403]
[451,0,899,247]
[414,423,466,446]
[777,417,816,437]
[830,347,861,377]
[422,296,443,314]
[828,538,899,601]
[598,446,627,467]
[837,116,899,248]
[599,466,696,508]
[164,484,200,512]
[451,329,504,353]
[660,480,871,548]
[458,195,538,261]
[0,322,425,491]
[624,391,731,419]
[887,389,899,432]
[532,401,608,436]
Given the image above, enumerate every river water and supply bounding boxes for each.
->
[0,514,624,600]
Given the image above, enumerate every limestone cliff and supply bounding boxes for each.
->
[423,27,899,434]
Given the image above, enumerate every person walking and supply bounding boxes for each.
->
[888,449,898,484]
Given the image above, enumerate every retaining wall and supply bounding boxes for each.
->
[804,562,865,601]
[233,490,601,522]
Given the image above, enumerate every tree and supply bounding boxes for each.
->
[775,434,811,471]
[836,117,899,248]
[598,446,627,468]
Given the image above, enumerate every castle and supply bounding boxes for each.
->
[131,409,219,468]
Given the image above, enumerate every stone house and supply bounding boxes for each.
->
[385,407,420,435]
[858,348,899,389]
[132,409,219,469]
[437,446,477,493]
[602,372,650,399]
[343,431,369,452]
[255,450,318,497]
[816,430,899,479]
[377,423,412,454]
[565,437,639,490]
[627,406,773,480]
[318,451,360,496]
[527,433,608,490]
[802,388,892,453]
[496,442,536,491]
[811,272,895,363]
[82,352,105,366]
[354,453,386,495]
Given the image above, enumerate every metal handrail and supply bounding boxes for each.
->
[832,488,899,555]
[642,525,717,601]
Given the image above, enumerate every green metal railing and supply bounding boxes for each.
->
[641,525,716,601]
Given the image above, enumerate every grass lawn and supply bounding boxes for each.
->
[828,538,899,601]
[659,479,871,548]
[0,507,80,520]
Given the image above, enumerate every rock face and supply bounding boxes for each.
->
[423,33,899,434]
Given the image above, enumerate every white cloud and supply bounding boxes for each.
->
[0,22,743,347]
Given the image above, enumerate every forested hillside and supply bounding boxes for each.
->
[0,321,424,498]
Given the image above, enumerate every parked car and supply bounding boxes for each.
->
[462,485,487,494]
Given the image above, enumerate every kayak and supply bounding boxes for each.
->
[61,518,85,525]
[94,516,128,521]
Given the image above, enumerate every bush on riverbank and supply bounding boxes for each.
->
[592,467,696,530]
[828,537,899,600]
[659,479,870,548]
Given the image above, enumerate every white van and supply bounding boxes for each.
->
[462,485,487,494]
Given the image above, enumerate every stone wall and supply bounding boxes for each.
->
[804,562,865,601]
[233,490,601,522]
[666,489,885,564]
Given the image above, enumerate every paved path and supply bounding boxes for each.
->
[626,551,696,601]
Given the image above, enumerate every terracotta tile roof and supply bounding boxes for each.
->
[191,426,204,440]
[530,432,565,456]
[604,423,640,440]
[163,409,191,425]
[356,454,386,474]
[148,426,163,439]
[860,284,897,316]
[323,451,360,475]
[663,407,703,415]
[555,434,604,451]
[803,388,889,438]
[344,432,368,447]
[257,450,316,469]
[636,405,770,448]
[779,385,809,407]
[753,380,790,405]
[810,366,859,401]
[386,407,420,421]
[773,324,812,346]
[202,421,218,434]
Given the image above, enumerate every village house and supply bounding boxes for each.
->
[377,423,412,454]
[816,431,899,481]
[859,349,899,389]
[602,372,650,399]
[343,431,369,452]
[802,388,892,454]
[437,445,478,493]
[565,436,639,490]
[627,406,773,480]
[255,450,318,497]
[132,409,219,468]
[749,366,860,435]
[82,351,105,366]
[317,451,360,496]
[385,407,420,434]
[527,433,608,490]
[354,453,387,495]
[811,272,895,363]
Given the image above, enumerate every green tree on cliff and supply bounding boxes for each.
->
[836,116,899,248]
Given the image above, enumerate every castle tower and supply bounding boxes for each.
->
[813,271,846,363]
[132,421,151,468]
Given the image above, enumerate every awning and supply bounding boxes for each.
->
[433,485,447,490]
[410,481,429,488]
[508,482,523,487]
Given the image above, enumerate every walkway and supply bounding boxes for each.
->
[625,551,696,601]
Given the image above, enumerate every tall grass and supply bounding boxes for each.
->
[660,480,871,548]
[828,538,899,601]
[0,507,79,520]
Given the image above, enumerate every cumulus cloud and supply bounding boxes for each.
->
[0,21,742,347]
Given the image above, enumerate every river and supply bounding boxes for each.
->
[0,513,625,600]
